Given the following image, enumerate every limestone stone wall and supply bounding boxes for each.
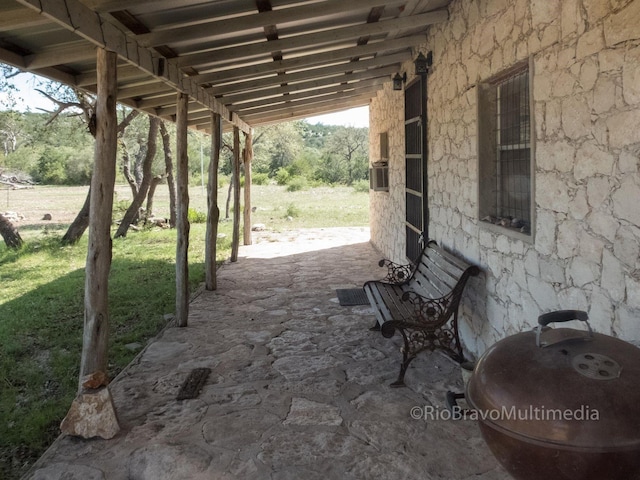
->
[369,0,640,357]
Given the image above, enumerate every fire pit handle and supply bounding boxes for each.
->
[536,310,592,347]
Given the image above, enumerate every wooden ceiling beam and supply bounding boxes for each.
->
[227,76,386,112]
[0,7,50,30]
[218,65,397,105]
[14,0,251,133]
[232,85,380,117]
[193,35,423,85]
[241,97,371,126]
[173,10,447,68]
[137,0,404,48]
[209,51,409,96]
[25,44,97,69]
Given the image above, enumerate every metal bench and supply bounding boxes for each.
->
[364,240,480,387]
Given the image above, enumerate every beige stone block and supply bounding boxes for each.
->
[574,140,615,179]
[615,305,640,343]
[579,58,598,92]
[534,209,556,255]
[540,24,561,50]
[553,71,576,97]
[604,0,640,46]
[602,249,626,302]
[579,231,606,262]
[588,211,619,242]
[607,109,640,148]
[583,0,611,24]
[623,46,640,105]
[576,26,605,59]
[586,176,612,208]
[614,227,640,268]
[598,48,625,72]
[587,288,615,335]
[537,173,571,213]
[531,0,560,26]
[561,0,585,39]
[619,149,639,174]
[591,75,616,114]
[561,95,591,139]
[568,257,600,287]
[557,220,581,258]
[612,177,640,225]
[625,274,640,309]
[569,188,589,220]
[545,98,563,134]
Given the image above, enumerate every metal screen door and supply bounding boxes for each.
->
[404,79,427,262]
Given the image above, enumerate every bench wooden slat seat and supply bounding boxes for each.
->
[364,240,480,387]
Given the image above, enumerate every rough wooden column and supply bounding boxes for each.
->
[176,92,190,326]
[79,48,118,388]
[231,126,241,262]
[205,112,221,290]
[62,48,120,440]
[243,130,253,246]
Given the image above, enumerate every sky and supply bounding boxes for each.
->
[2,71,370,128]
[305,105,369,128]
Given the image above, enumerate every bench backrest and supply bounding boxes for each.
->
[408,241,478,300]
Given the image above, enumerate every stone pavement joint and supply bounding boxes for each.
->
[25,227,509,480]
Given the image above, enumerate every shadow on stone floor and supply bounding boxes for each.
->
[26,228,509,480]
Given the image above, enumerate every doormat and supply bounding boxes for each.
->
[176,367,211,400]
[336,288,369,306]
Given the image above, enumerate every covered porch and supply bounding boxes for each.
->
[26,228,508,480]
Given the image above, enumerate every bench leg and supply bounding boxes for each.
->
[390,351,415,388]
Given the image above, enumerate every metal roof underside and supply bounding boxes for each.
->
[0,0,451,133]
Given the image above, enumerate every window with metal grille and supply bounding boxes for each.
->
[478,63,532,236]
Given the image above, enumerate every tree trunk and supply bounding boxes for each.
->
[79,48,118,391]
[225,175,233,220]
[160,121,177,228]
[175,93,190,327]
[61,187,91,245]
[205,112,221,290]
[231,126,241,262]
[0,212,23,249]
[243,131,253,246]
[145,174,165,220]
[120,139,138,198]
[114,117,160,238]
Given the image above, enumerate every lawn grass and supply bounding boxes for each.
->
[0,183,368,479]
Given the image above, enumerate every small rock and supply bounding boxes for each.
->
[42,213,52,221]
[125,342,143,352]
[252,223,266,231]
[60,387,120,439]
[286,216,293,221]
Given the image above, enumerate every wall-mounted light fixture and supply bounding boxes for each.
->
[393,72,407,91]
[414,51,432,76]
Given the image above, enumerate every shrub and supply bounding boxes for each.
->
[352,179,369,193]
[275,168,290,186]
[285,203,300,218]
[187,208,207,223]
[252,172,269,185]
[286,176,307,192]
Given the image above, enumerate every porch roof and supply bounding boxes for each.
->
[0,0,450,133]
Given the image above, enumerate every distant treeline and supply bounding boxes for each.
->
[0,110,369,188]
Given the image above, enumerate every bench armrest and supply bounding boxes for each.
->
[378,258,414,285]
[400,290,450,328]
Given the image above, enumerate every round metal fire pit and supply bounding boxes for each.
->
[466,310,640,480]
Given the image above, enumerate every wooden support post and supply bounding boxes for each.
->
[205,112,221,290]
[230,126,241,262]
[176,92,190,327]
[79,48,118,389]
[62,48,120,441]
[243,131,253,246]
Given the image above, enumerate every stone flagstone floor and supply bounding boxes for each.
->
[26,227,510,480]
